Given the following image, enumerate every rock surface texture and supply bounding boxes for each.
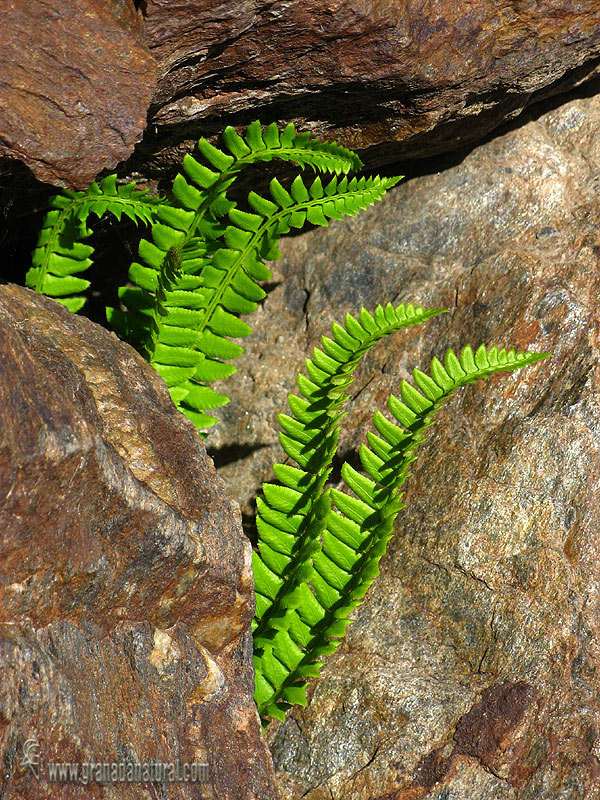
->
[3,0,600,190]
[0,0,156,188]
[143,0,600,170]
[205,92,600,798]
[0,286,277,800]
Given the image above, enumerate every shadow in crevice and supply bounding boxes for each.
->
[242,512,259,547]
[376,67,600,187]
[206,442,269,470]
[260,280,283,295]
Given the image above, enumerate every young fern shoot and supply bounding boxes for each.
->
[252,302,550,724]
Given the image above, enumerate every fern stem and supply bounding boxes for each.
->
[32,204,75,293]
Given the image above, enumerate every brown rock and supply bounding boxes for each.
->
[143,0,600,168]
[204,90,600,798]
[0,0,156,188]
[0,285,277,799]
[3,0,600,193]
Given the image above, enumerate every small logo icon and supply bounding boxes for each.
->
[21,739,40,780]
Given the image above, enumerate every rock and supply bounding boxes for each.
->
[3,0,600,192]
[204,90,600,798]
[0,285,277,800]
[3,2,600,292]
[142,0,600,169]
[0,0,156,188]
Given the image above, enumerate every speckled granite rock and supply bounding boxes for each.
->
[0,285,277,800]
[205,91,600,798]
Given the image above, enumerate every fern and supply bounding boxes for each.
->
[29,121,399,431]
[25,122,551,731]
[109,123,400,430]
[252,303,550,723]
[26,175,164,312]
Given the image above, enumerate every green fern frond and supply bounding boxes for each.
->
[204,120,364,176]
[252,302,444,632]
[252,302,445,720]
[26,175,164,312]
[116,125,401,432]
[252,310,551,722]
[29,122,402,432]
[173,174,400,429]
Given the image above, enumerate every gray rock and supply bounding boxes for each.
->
[205,91,600,798]
[0,285,277,800]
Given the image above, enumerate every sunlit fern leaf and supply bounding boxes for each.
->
[117,132,401,433]
[252,308,551,723]
[210,119,365,175]
[29,121,403,434]
[252,303,446,712]
[170,173,402,429]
